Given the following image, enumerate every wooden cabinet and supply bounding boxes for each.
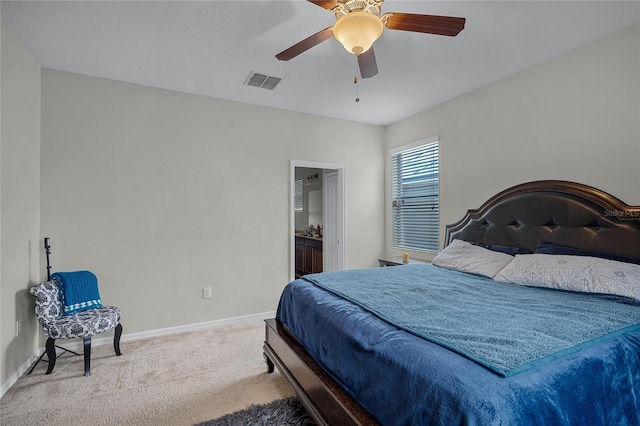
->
[295,243,305,277]
[295,236,323,278]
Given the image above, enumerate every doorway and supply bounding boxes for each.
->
[290,160,346,281]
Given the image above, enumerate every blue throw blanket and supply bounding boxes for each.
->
[303,264,640,376]
[51,271,102,315]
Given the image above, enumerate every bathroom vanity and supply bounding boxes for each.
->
[294,234,323,278]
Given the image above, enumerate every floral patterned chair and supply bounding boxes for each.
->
[29,279,122,376]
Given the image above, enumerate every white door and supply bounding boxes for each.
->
[324,171,344,272]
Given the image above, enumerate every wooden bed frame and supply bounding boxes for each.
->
[263,180,640,425]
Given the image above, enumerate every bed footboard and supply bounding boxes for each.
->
[263,318,379,426]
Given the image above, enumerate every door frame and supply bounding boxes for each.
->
[290,160,346,282]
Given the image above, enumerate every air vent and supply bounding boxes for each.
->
[244,72,282,90]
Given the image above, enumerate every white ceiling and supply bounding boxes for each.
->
[2,1,639,126]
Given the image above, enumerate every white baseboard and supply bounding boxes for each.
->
[0,348,42,399]
[0,311,275,399]
[63,310,277,351]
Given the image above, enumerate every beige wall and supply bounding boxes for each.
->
[40,70,386,336]
[1,23,41,388]
[385,24,640,260]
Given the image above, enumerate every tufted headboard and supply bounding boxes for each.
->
[444,180,640,260]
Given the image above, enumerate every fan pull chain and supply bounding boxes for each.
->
[354,56,360,103]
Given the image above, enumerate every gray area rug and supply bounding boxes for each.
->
[196,397,315,426]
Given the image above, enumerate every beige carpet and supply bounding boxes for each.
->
[0,320,294,425]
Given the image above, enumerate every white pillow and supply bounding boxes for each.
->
[494,254,640,301]
[432,239,514,278]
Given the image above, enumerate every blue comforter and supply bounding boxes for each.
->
[277,265,640,425]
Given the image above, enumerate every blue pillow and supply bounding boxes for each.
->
[489,245,532,255]
[534,241,640,265]
[51,271,103,315]
[469,241,531,255]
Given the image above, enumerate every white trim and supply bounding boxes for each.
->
[1,349,42,399]
[291,160,345,170]
[390,134,439,154]
[117,310,276,343]
[0,311,275,398]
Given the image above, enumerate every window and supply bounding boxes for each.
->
[391,137,439,252]
[294,178,304,211]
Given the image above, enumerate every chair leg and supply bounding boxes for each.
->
[27,350,48,375]
[45,338,56,374]
[114,323,123,356]
[83,336,91,377]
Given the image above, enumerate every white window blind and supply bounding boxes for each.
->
[391,140,439,252]
[294,178,304,211]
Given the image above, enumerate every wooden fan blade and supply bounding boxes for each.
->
[276,27,334,61]
[384,13,466,37]
[358,47,378,79]
[307,0,339,11]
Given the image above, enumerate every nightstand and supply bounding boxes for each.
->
[377,257,430,267]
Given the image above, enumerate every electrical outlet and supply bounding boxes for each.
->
[15,319,21,337]
[203,287,212,299]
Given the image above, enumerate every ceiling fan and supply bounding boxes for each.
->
[276,0,466,79]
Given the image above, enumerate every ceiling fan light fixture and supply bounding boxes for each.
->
[333,11,384,55]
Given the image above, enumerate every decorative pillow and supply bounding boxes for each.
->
[534,241,640,265]
[51,271,103,316]
[494,254,640,301]
[432,239,515,278]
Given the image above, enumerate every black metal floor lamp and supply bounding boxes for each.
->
[27,238,81,375]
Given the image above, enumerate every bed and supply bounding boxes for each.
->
[263,180,640,425]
